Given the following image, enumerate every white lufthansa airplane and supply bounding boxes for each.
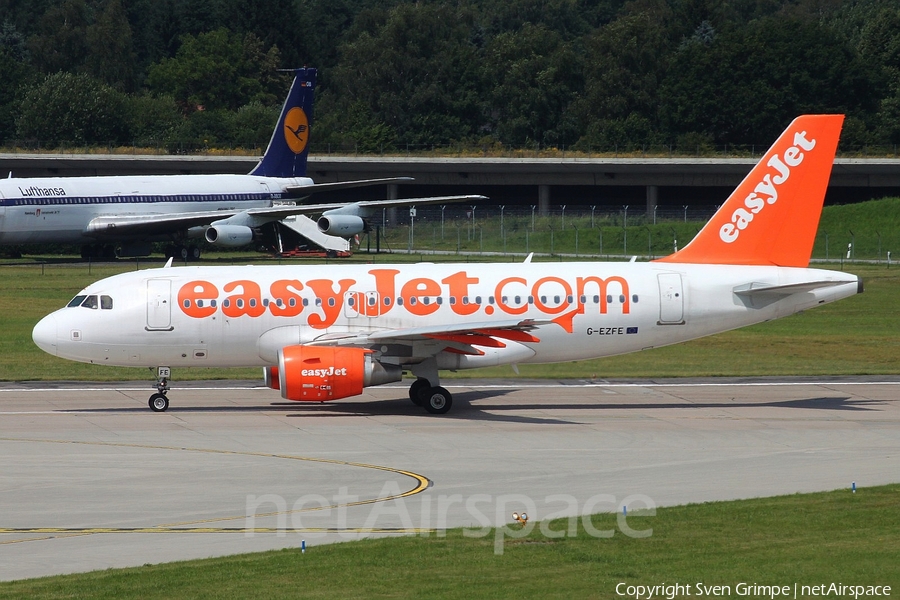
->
[32,115,861,414]
[0,67,481,259]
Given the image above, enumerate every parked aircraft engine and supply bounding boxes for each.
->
[317,214,366,236]
[277,346,402,401]
[205,224,254,247]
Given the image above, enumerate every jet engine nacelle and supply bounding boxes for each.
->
[205,224,254,247]
[276,345,401,401]
[317,214,366,237]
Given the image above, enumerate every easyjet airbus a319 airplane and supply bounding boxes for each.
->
[32,115,861,414]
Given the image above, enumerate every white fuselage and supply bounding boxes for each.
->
[32,261,861,370]
[0,174,312,244]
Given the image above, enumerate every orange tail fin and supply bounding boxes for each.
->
[655,115,844,267]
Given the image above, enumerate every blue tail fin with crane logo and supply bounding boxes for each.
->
[250,67,317,178]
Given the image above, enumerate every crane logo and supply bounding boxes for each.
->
[283,107,310,154]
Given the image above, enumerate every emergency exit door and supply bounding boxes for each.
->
[657,273,685,325]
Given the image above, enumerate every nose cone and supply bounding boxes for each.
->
[32,313,59,356]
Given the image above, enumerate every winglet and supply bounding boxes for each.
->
[250,67,317,178]
[655,115,844,267]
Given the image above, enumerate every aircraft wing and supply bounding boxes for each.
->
[84,194,487,239]
[243,194,487,219]
[85,209,253,238]
[307,318,549,356]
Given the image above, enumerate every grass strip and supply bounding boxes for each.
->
[1,484,897,598]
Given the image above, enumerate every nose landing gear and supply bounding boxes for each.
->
[148,367,171,412]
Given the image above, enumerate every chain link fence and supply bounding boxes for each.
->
[361,205,897,264]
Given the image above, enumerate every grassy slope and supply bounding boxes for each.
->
[1,485,897,597]
[814,197,900,259]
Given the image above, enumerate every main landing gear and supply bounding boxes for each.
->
[164,244,201,261]
[149,367,171,412]
[408,377,453,414]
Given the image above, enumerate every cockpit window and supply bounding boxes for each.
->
[67,295,87,308]
[66,294,113,309]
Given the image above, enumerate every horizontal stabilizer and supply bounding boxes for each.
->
[733,279,858,298]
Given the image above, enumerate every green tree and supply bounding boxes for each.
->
[321,3,482,147]
[146,28,284,112]
[658,15,883,146]
[85,0,138,91]
[125,0,184,75]
[27,0,90,75]
[127,93,182,146]
[573,1,676,150]
[476,0,624,38]
[293,0,387,70]
[16,71,131,145]
[0,21,30,142]
[482,23,584,147]
[230,101,281,149]
[854,5,900,144]
[216,0,306,66]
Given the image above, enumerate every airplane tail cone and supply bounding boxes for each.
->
[250,67,317,178]
[655,115,844,267]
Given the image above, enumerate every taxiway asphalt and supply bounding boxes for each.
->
[1,377,898,581]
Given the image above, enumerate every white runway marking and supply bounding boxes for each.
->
[2,380,899,395]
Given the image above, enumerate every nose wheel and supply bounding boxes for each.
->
[149,393,169,412]
[149,367,171,412]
